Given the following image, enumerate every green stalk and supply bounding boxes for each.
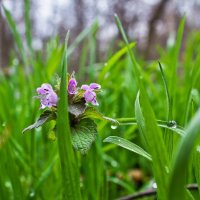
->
[56,32,81,200]
[116,117,184,134]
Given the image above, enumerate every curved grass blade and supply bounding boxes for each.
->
[2,6,28,70]
[158,62,171,120]
[168,109,200,200]
[24,0,33,52]
[116,117,185,136]
[67,21,98,56]
[99,43,135,80]
[56,32,81,200]
[115,14,169,200]
[135,92,169,200]
[27,155,58,197]
[104,136,152,161]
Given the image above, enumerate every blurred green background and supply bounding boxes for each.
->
[1,0,200,200]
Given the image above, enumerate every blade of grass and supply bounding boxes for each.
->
[169,17,185,119]
[165,17,185,158]
[114,14,169,199]
[67,21,98,56]
[2,6,29,71]
[193,147,200,196]
[7,142,23,199]
[168,109,200,200]
[24,0,33,53]
[135,92,169,199]
[158,62,171,121]
[116,117,185,136]
[56,32,81,200]
[104,136,152,161]
[99,43,135,81]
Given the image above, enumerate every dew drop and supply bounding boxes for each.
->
[165,166,170,174]
[111,125,117,130]
[152,182,157,189]
[111,161,118,167]
[5,181,11,188]
[168,120,177,128]
[29,191,35,198]
[197,146,200,153]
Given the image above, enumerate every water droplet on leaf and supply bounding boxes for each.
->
[152,182,157,189]
[29,191,35,198]
[168,120,177,128]
[111,125,117,129]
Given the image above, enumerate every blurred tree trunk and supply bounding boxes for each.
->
[69,0,85,70]
[74,0,84,34]
[145,0,169,59]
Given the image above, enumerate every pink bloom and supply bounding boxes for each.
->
[36,83,58,109]
[84,89,99,106]
[68,78,77,94]
[81,82,101,106]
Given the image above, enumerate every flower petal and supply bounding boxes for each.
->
[36,83,58,109]
[84,90,96,103]
[37,83,53,95]
[81,84,90,91]
[89,83,101,90]
[68,78,77,94]
[91,99,99,106]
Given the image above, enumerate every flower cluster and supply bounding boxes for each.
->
[36,74,101,109]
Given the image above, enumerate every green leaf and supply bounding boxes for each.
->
[24,0,33,52]
[71,119,97,154]
[56,32,81,200]
[115,14,169,200]
[81,106,118,124]
[103,136,152,161]
[2,6,29,71]
[193,146,200,196]
[67,21,99,56]
[22,110,56,133]
[99,42,135,80]
[135,92,169,200]
[116,117,185,136]
[168,109,200,200]
[69,102,86,117]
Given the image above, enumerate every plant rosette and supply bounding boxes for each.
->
[23,73,118,154]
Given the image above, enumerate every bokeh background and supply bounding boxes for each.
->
[1,0,200,68]
[1,1,200,199]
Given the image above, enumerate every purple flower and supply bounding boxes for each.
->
[84,89,99,106]
[81,82,101,106]
[68,78,77,94]
[81,83,101,90]
[36,83,58,109]
[89,83,101,90]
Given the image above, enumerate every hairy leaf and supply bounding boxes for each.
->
[71,119,97,154]
[69,102,86,117]
[81,106,118,125]
[22,110,56,133]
